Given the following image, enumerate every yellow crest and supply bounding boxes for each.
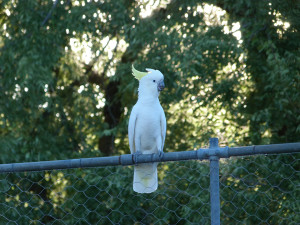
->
[132,65,148,80]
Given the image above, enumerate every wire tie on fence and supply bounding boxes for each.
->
[196,148,202,160]
[253,145,256,154]
[120,154,135,166]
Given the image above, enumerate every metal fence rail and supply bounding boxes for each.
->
[1,140,299,172]
[0,138,299,225]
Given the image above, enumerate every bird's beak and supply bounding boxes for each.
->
[157,80,165,91]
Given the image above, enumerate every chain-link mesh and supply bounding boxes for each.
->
[0,161,210,224]
[0,153,299,224]
[220,153,299,224]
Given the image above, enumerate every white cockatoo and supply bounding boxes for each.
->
[128,65,166,193]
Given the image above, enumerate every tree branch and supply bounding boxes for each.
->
[41,0,59,26]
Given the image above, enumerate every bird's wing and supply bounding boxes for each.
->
[128,106,137,154]
[160,107,167,152]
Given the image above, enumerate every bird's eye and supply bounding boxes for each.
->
[153,80,156,83]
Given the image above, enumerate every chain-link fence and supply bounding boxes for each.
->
[0,140,299,224]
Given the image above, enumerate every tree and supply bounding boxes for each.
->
[0,0,246,159]
[214,0,300,144]
[0,0,299,224]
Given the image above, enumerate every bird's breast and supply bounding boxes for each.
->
[137,110,160,134]
[135,106,162,152]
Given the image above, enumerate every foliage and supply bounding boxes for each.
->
[0,0,299,224]
[220,154,299,224]
[218,0,300,144]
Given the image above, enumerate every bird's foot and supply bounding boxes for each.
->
[133,151,142,165]
[158,150,164,161]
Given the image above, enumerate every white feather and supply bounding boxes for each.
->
[128,69,166,193]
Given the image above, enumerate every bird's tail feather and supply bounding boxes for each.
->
[133,162,158,193]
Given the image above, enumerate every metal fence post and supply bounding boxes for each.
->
[209,138,220,225]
